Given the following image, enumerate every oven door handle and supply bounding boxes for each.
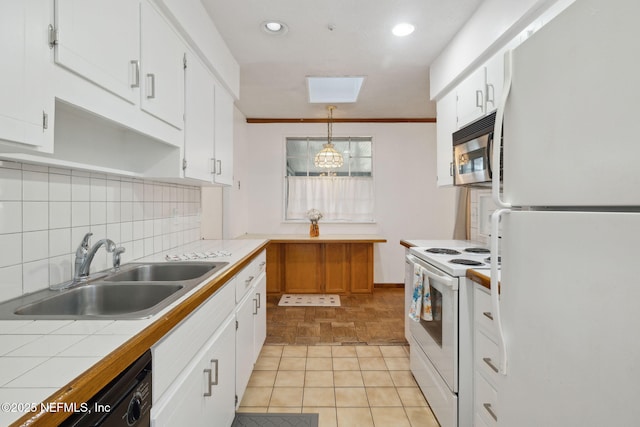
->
[406,254,458,291]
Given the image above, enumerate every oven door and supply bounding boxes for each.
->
[407,254,458,392]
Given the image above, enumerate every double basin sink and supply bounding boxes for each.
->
[0,262,228,320]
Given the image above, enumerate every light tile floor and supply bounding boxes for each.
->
[238,344,440,427]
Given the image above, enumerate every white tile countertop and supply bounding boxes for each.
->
[0,238,266,427]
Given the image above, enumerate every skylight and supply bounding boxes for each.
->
[306,76,365,103]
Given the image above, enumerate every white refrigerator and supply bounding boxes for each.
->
[489,0,640,426]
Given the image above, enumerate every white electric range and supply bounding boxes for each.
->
[405,240,497,427]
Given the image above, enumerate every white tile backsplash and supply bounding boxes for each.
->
[0,161,203,302]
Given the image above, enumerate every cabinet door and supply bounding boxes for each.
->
[140,0,184,129]
[0,0,53,151]
[349,243,373,293]
[152,316,236,427]
[436,90,457,187]
[235,291,255,405]
[456,67,486,128]
[324,244,349,294]
[55,0,139,104]
[213,81,234,185]
[253,272,267,361]
[184,51,215,181]
[484,53,504,114]
[284,244,323,293]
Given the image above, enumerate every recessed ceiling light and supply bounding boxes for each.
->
[392,23,415,37]
[261,21,288,36]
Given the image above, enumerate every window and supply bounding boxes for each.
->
[285,137,374,222]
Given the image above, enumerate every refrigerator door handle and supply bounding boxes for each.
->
[491,208,510,375]
[492,50,513,209]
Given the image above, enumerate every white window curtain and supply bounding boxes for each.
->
[286,176,374,222]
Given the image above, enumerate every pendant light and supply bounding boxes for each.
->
[314,106,344,169]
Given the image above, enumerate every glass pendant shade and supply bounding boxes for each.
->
[314,105,344,169]
[314,143,344,168]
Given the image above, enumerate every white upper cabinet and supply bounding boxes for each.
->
[456,66,488,129]
[184,50,215,182]
[213,80,234,186]
[54,0,140,104]
[140,1,185,130]
[436,90,458,187]
[0,0,54,152]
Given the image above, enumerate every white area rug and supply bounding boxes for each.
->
[278,294,341,307]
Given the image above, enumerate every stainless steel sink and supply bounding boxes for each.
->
[105,262,224,282]
[0,261,229,320]
[14,283,184,317]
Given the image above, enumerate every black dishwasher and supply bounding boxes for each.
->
[61,350,152,427]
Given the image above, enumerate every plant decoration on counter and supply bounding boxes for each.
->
[307,209,323,237]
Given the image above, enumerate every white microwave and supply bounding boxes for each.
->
[452,112,501,187]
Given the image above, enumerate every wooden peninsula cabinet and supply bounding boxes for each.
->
[259,235,386,295]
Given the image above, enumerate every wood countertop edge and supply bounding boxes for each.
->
[466,269,492,290]
[399,240,415,249]
[268,238,387,244]
[12,241,270,427]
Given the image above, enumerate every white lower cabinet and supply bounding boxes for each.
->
[151,315,236,427]
[235,269,267,407]
[151,250,267,426]
[253,273,267,361]
[473,283,500,426]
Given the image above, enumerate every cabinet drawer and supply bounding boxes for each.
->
[475,372,498,426]
[152,278,235,402]
[235,250,266,302]
[475,329,500,383]
[474,285,496,335]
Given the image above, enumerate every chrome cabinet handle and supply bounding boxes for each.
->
[210,158,216,175]
[203,368,213,397]
[253,298,258,315]
[216,160,222,175]
[486,83,495,106]
[475,89,484,109]
[449,161,454,176]
[256,292,261,309]
[130,60,140,88]
[259,261,266,268]
[483,311,494,320]
[146,73,155,99]
[483,357,499,373]
[483,403,498,421]
[210,359,219,386]
[245,275,254,286]
[203,359,219,397]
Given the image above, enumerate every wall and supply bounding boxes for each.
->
[241,121,457,283]
[0,160,202,303]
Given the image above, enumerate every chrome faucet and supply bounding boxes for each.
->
[74,233,116,281]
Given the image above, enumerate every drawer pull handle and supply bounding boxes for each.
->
[256,292,261,309]
[210,359,219,386]
[483,311,494,320]
[483,357,499,373]
[483,403,498,421]
[203,369,213,397]
[246,275,254,285]
[259,261,266,268]
[253,298,258,315]
[203,360,219,397]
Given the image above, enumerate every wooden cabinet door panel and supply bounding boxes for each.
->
[324,244,349,294]
[284,243,322,293]
[350,243,373,293]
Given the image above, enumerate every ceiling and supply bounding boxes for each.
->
[201,0,483,119]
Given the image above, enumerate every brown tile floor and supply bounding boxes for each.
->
[266,288,408,346]
[238,289,440,426]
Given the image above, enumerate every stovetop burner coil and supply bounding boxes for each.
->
[464,247,490,254]
[425,248,461,255]
[450,258,484,266]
